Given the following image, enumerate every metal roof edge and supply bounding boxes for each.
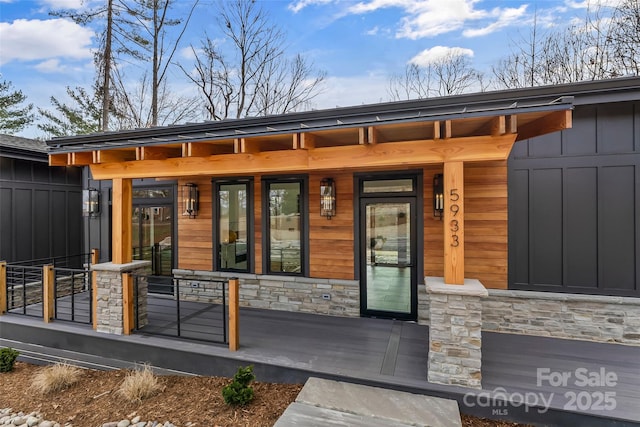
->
[47,77,638,150]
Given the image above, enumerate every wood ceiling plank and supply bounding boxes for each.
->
[49,153,70,166]
[139,146,182,160]
[70,151,93,166]
[94,149,136,163]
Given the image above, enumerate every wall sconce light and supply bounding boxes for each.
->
[320,178,336,219]
[182,183,199,218]
[433,174,444,220]
[82,188,100,218]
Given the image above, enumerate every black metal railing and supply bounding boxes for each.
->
[53,267,92,324]
[7,253,92,269]
[5,265,44,317]
[133,275,229,344]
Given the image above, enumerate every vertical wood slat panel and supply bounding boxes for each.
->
[308,172,354,280]
[177,178,213,271]
[425,162,508,289]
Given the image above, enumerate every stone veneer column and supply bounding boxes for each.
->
[92,261,150,335]
[426,276,487,389]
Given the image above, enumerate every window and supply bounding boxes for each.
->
[263,177,307,275]
[216,180,252,272]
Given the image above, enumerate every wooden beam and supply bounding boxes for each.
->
[49,153,69,166]
[358,127,367,145]
[228,278,240,351]
[491,116,506,136]
[506,115,517,134]
[440,120,452,139]
[112,178,132,264]
[71,152,94,166]
[43,264,55,322]
[89,134,518,180]
[368,126,379,144]
[0,262,6,315]
[300,133,316,149]
[233,138,241,154]
[293,133,301,149]
[434,121,441,140]
[443,162,464,285]
[241,138,261,154]
[91,248,100,265]
[139,146,182,160]
[91,271,97,330]
[516,109,572,141]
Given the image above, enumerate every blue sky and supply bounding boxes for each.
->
[0,0,612,137]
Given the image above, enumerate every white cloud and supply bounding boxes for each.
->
[289,0,535,39]
[34,58,65,73]
[565,0,622,8]
[288,0,334,13]
[0,18,94,65]
[180,46,198,61]
[462,5,528,37]
[365,26,379,36]
[409,46,474,67]
[38,0,86,8]
[312,72,391,108]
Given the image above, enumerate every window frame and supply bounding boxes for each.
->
[261,175,309,276]
[213,178,254,273]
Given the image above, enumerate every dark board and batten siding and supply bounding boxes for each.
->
[0,156,83,263]
[509,101,640,297]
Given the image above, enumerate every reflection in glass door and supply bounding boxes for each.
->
[132,205,173,292]
[362,199,416,318]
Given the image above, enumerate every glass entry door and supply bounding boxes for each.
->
[132,205,173,293]
[361,198,416,319]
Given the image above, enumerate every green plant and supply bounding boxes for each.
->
[0,347,19,373]
[222,365,255,405]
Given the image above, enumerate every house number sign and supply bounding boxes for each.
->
[449,188,460,247]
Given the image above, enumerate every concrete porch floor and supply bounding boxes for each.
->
[1,297,639,426]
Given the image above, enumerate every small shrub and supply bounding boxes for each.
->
[118,364,161,402]
[222,365,255,405]
[31,362,82,394]
[0,348,19,373]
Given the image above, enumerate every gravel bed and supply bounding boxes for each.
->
[0,409,187,427]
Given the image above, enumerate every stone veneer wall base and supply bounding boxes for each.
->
[426,277,487,389]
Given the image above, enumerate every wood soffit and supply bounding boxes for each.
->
[49,109,572,178]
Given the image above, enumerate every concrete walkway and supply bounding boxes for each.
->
[275,377,461,427]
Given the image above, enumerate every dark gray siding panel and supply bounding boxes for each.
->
[509,101,639,297]
[564,106,596,156]
[0,155,83,263]
[598,103,634,154]
[510,169,529,285]
[34,189,50,259]
[599,166,636,290]
[564,167,598,289]
[15,188,32,261]
[530,168,563,287]
[0,188,11,260]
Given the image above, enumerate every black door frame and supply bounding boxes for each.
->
[354,171,423,321]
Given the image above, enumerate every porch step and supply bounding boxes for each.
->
[275,377,461,427]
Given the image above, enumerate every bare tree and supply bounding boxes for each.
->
[180,0,325,120]
[388,52,483,100]
[609,0,640,76]
[492,1,638,89]
[111,67,201,129]
[120,0,199,126]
